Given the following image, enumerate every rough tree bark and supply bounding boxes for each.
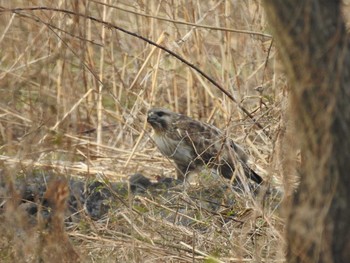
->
[262,1,350,263]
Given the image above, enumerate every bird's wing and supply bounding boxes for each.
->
[171,115,226,163]
[172,115,249,165]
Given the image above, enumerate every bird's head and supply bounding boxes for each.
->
[147,108,175,133]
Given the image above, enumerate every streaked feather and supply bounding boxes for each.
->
[147,108,262,184]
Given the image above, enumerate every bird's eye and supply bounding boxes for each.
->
[157,111,164,117]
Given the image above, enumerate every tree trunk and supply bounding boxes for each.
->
[262,1,350,262]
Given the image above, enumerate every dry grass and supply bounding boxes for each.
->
[0,1,287,262]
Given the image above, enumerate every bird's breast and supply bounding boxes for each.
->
[153,134,193,164]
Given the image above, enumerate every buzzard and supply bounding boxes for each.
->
[147,108,263,184]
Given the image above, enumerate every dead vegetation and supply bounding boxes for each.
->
[0,1,287,262]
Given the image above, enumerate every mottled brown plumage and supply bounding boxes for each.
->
[147,108,263,184]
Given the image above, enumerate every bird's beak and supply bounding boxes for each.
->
[147,113,157,124]
[147,112,163,131]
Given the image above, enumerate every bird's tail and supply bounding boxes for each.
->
[245,167,263,184]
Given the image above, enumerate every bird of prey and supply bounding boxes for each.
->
[147,108,263,184]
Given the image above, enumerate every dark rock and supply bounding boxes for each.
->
[84,181,114,219]
[129,173,152,193]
